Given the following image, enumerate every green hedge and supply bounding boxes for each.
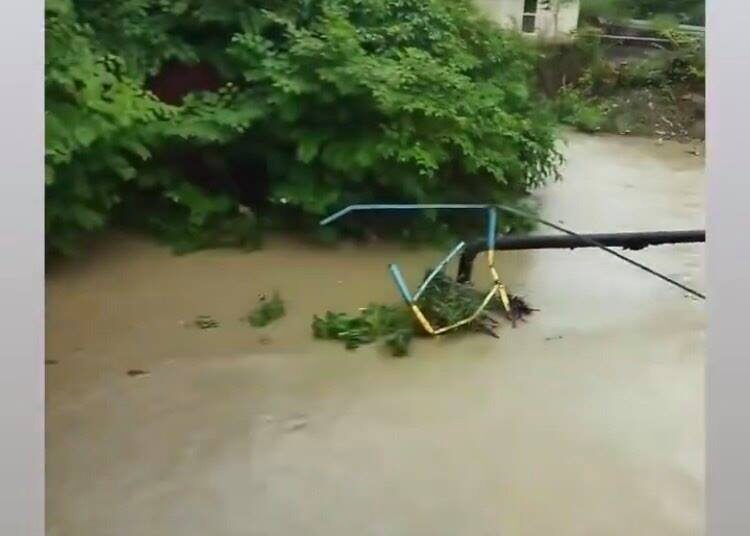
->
[46,0,563,256]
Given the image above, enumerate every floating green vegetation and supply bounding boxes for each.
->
[312,271,535,356]
[247,292,286,327]
[313,305,414,357]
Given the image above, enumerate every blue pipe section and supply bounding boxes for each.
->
[487,207,497,251]
[320,204,492,226]
[413,241,466,301]
[388,264,414,304]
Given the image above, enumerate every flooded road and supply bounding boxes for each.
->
[46,133,705,536]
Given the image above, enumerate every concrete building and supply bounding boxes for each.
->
[474,0,581,41]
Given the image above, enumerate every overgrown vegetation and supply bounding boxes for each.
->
[580,0,704,25]
[312,271,534,356]
[550,20,704,139]
[46,0,563,258]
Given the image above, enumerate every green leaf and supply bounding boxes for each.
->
[72,205,105,230]
[296,137,321,163]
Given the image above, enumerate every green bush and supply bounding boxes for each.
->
[46,0,563,256]
[580,0,704,25]
[45,0,260,256]
[631,1,704,25]
[661,28,705,87]
[45,0,167,255]
[579,27,704,93]
[552,87,605,132]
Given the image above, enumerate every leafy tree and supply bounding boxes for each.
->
[45,0,173,255]
[46,0,563,256]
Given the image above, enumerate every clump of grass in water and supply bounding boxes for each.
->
[312,305,414,357]
[312,271,535,356]
[247,292,286,327]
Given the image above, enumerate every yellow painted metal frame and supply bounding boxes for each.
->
[409,244,512,336]
[321,204,515,337]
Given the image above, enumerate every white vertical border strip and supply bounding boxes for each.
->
[707,1,750,535]
[0,0,45,534]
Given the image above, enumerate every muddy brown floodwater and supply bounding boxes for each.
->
[46,133,705,536]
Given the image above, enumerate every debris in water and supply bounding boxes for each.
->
[127,369,149,377]
[193,315,219,329]
[418,271,534,333]
[312,271,535,356]
[313,305,413,354]
[45,359,59,365]
[508,295,538,326]
[283,414,308,432]
[247,291,285,327]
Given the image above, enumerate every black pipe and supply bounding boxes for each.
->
[456,229,705,283]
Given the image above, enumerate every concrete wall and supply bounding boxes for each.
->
[551,0,581,36]
[535,2,580,42]
[473,0,526,31]
[474,0,580,41]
